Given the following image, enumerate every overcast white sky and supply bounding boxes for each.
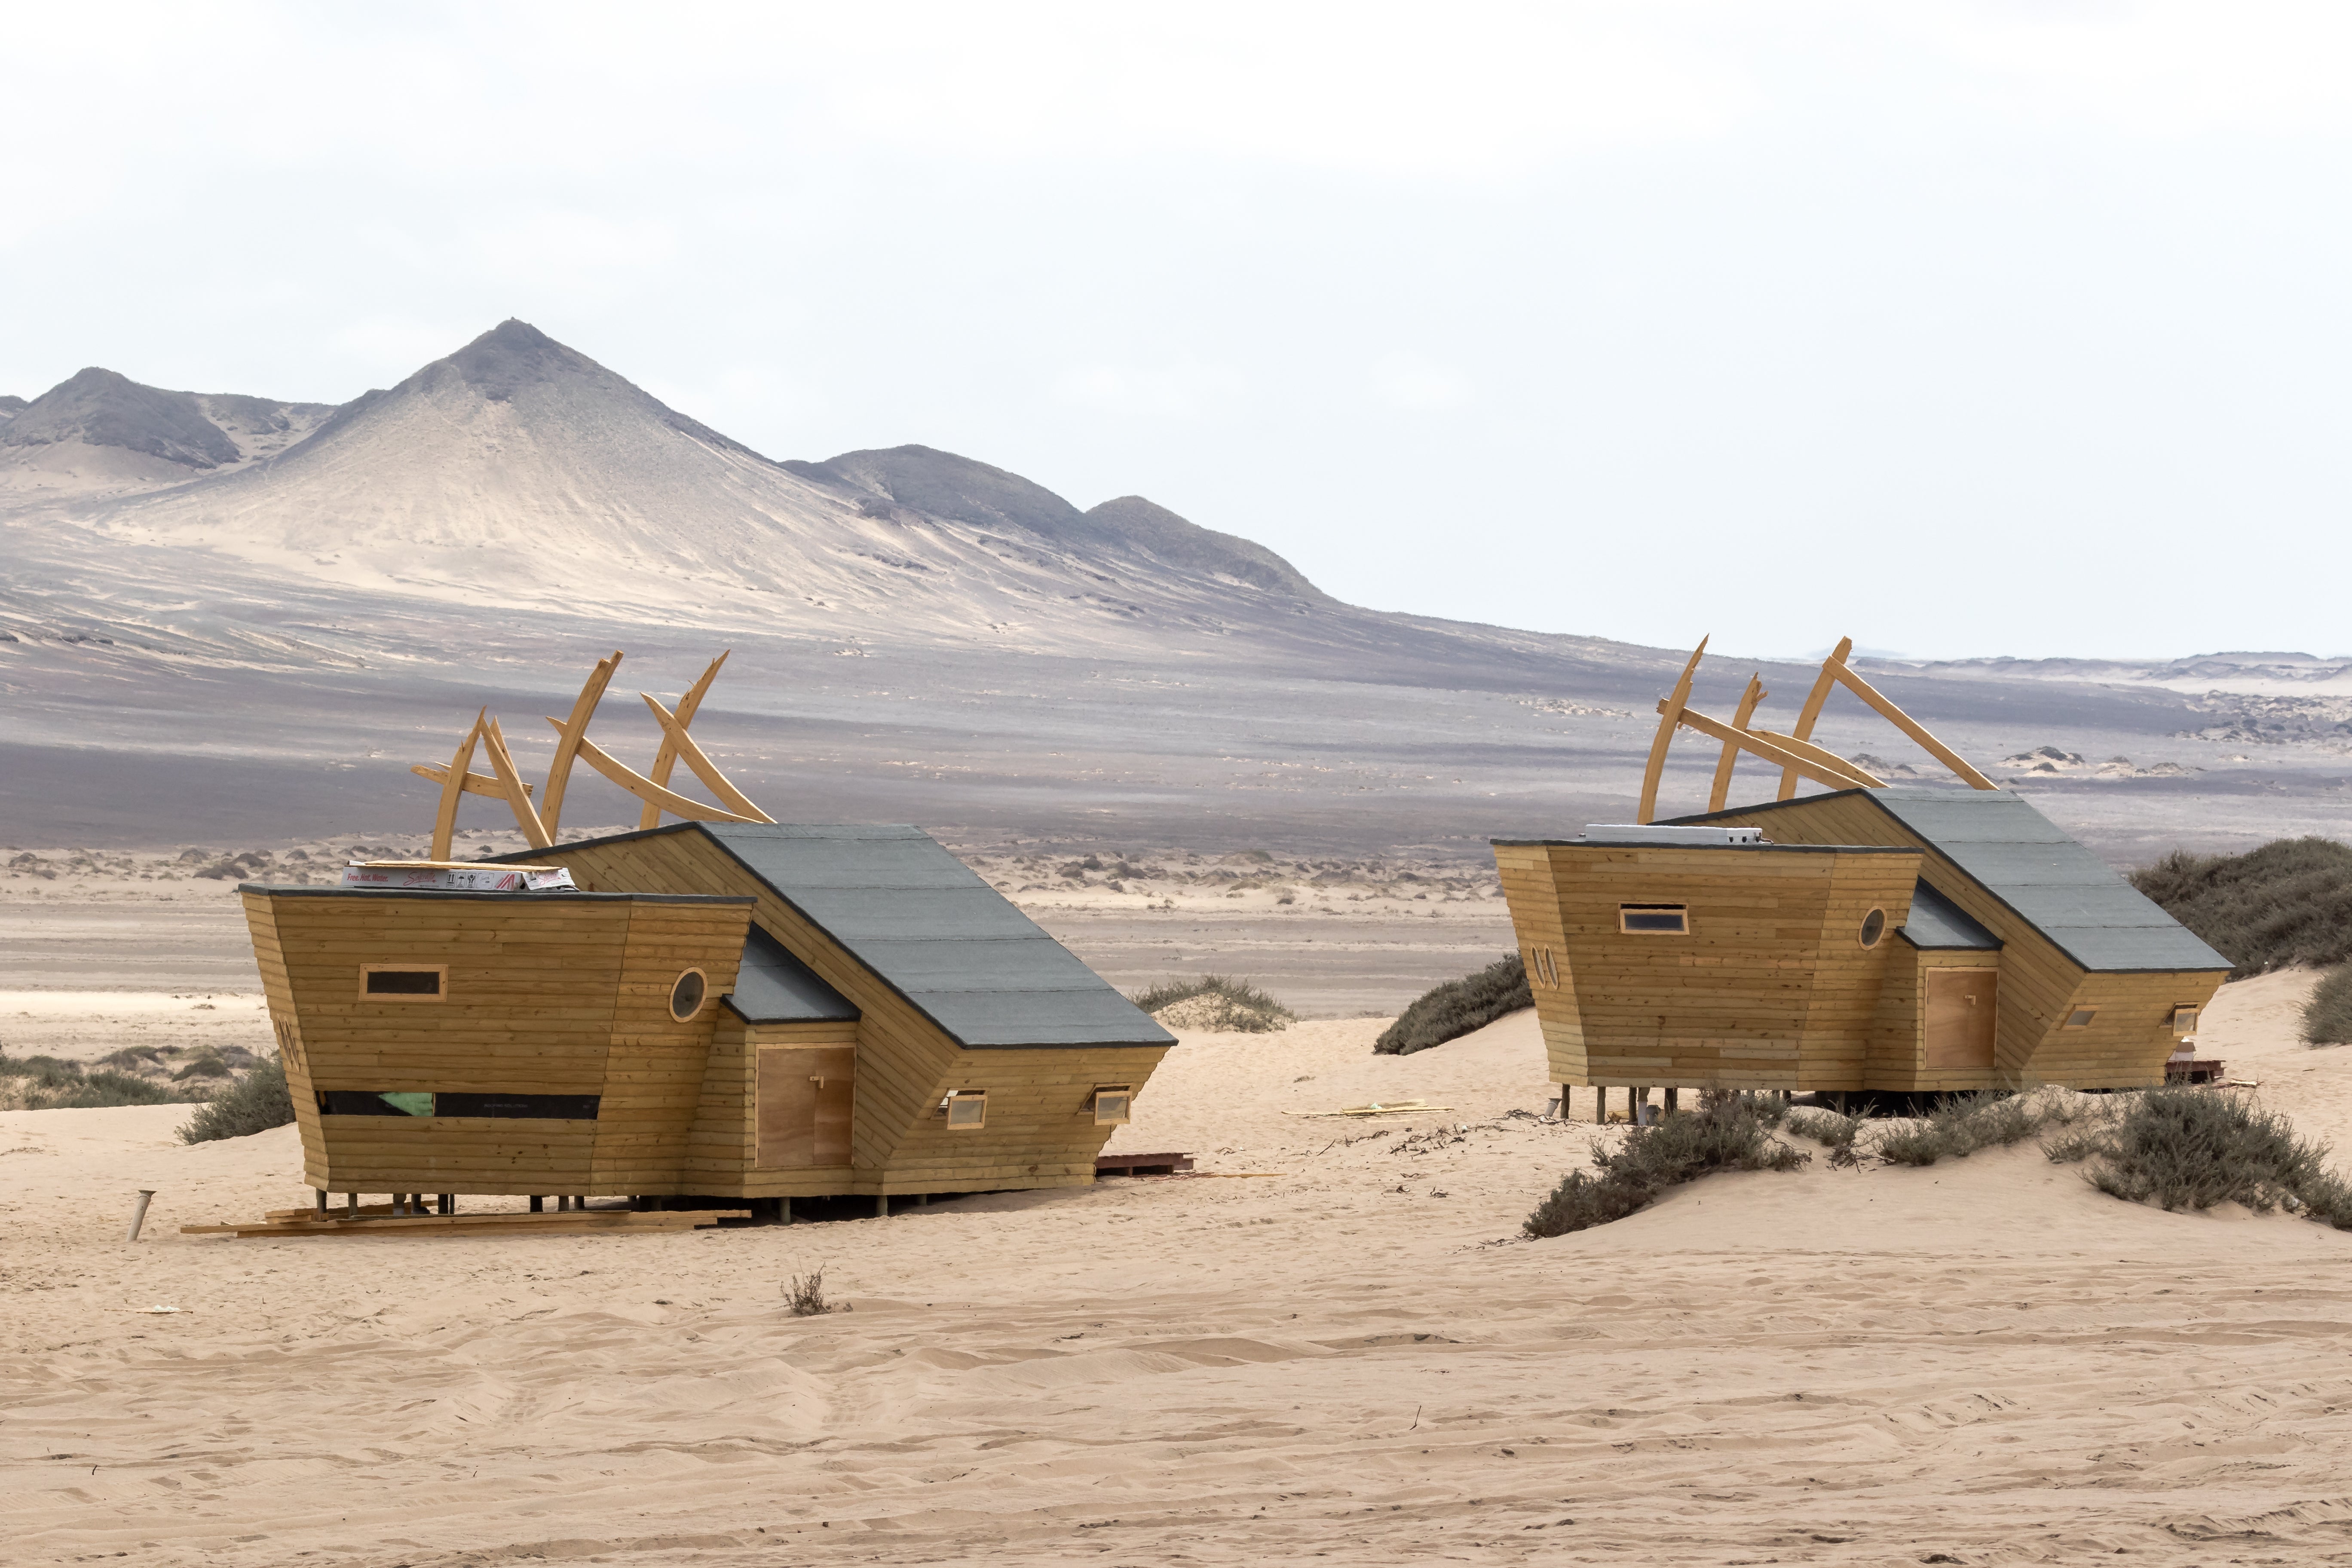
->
[6,3,2350,660]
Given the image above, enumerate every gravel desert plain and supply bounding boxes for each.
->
[7,324,2352,1565]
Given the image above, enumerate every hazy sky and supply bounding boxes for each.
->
[7,3,2350,661]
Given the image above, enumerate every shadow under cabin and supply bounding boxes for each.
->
[1497,637,2233,1118]
[240,825,1174,1215]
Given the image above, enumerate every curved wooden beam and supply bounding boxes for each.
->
[429,712,486,861]
[640,692,775,824]
[546,720,762,824]
[482,716,553,849]
[639,652,729,830]
[1744,727,1885,789]
[1660,702,1881,794]
[541,651,622,842]
[1828,662,1998,790]
[1635,637,1708,825]
[411,764,531,799]
[1778,635,1852,800]
[1707,674,1766,812]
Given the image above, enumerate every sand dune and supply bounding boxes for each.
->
[6,973,2352,1564]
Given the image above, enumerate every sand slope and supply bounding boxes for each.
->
[6,980,2352,1565]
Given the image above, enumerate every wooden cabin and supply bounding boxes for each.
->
[1496,788,2232,1098]
[241,821,1175,1210]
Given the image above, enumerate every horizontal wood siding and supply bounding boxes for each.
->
[690,1020,859,1196]
[589,900,749,1189]
[1494,844,1586,1084]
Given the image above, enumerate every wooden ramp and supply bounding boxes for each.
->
[184,1207,748,1240]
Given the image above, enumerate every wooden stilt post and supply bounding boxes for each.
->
[346,1191,358,1219]
[876,1193,890,1219]
[781,1197,793,1225]
[315,1189,328,1216]
[1595,1087,1607,1125]
[1665,1087,1679,1113]
[530,1195,543,1213]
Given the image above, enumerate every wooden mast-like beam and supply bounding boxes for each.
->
[639,652,729,831]
[429,712,487,862]
[481,716,553,849]
[1658,702,1883,793]
[1707,674,1766,813]
[1635,637,1708,825]
[1827,662,1999,790]
[640,692,775,824]
[1778,635,1851,800]
[1743,726,1886,789]
[541,651,622,842]
[548,722,763,824]
[411,765,532,799]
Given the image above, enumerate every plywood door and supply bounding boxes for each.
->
[757,1046,854,1167]
[1924,969,1999,1070]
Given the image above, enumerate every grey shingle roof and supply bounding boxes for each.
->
[1676,787,2232,974]
[521,823,1173,1049]
[725,924,859,1024]
[1900,880,2000,950]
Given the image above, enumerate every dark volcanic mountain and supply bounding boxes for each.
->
[0,368,333,497]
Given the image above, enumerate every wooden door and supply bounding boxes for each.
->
[1924,969,1998,1070]
[756,1046,855,1167]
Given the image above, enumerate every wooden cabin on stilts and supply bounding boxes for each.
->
[239,651,1173,1220]
[1496,637,2232,1119]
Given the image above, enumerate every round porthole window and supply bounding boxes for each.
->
[1859,908,1887,949]
[669,968,707,1022]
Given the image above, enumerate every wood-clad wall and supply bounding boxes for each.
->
[243,890,748,1195]
[691,1019,859,1197]
[1493,845,1586,1086]
[1493,844,1919,1090]
[1703,795,2225,1088]
[544,829,1169,1194]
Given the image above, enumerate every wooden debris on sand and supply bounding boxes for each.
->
[182,1207,748,1240]
[1284,1099,1456,1119]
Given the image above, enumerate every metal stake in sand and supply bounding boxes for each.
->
[126,1189,156,1243]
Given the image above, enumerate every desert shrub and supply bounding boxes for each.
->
[1787,1107,1863,1167]
[0,1052,210,1110]
[1874,1123,1948,1167]
[2303,964,2352,1046]
[178,1056,295,1143]
[1524,1089,1807,1238]
[2130,837,2352,978]
[1870,1090,2077,1167]
[1373,952,1531,1056]
[785,1268,834,1316]
[1131,974,1295,1033]
[2048,1086,2346,1217]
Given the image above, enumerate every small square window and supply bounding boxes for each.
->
[359,964,446,1001]
[2063,1007,2099,1029]
[944,1091,986,1130]
[1618,904,1689,935]
[1091,1087,1132,1126]
[2172,1004,2200,1032]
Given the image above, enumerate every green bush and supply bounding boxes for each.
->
[2047,1085,2348,1219]
[2130,837,2352,978]
[1130,974,1295,1033]
[178,1056,296,1143]
[1524,1089,1807,1237]
[1374,952,1531,1056]
[2303,964,2352,1046]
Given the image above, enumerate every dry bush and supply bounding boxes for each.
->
[1373,952,1531,1057]
[1872,1089,2079,1167]
[2047,1085,2351,1220]
[1131,975,1295,1033]
[1786,1108,1863,1167]
[2303,964,2352,1047]
[2131,837,2352,978]
[179,1056,295,1143]
[1524,1089,1807,1238]
[0,1052,209,1110]
[785,1268,835,1317]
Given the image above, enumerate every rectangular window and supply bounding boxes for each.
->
[944,1091,987,1130]
[1091,1087,1133,1126]
[359,964,446,1001]
[2063,1007,2099,1029]
[2172,1004,2200,1032]
[316,1090,599,1119]
[1618,904,1689,935]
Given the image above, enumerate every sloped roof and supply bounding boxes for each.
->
[725,924,859,1025]
[1899,879,2000,950]
[1674,787,2232,974]
[527,823,1175,1050]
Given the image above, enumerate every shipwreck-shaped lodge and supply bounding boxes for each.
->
[1496,638,2233,1103]
[239,652,1173,1213]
